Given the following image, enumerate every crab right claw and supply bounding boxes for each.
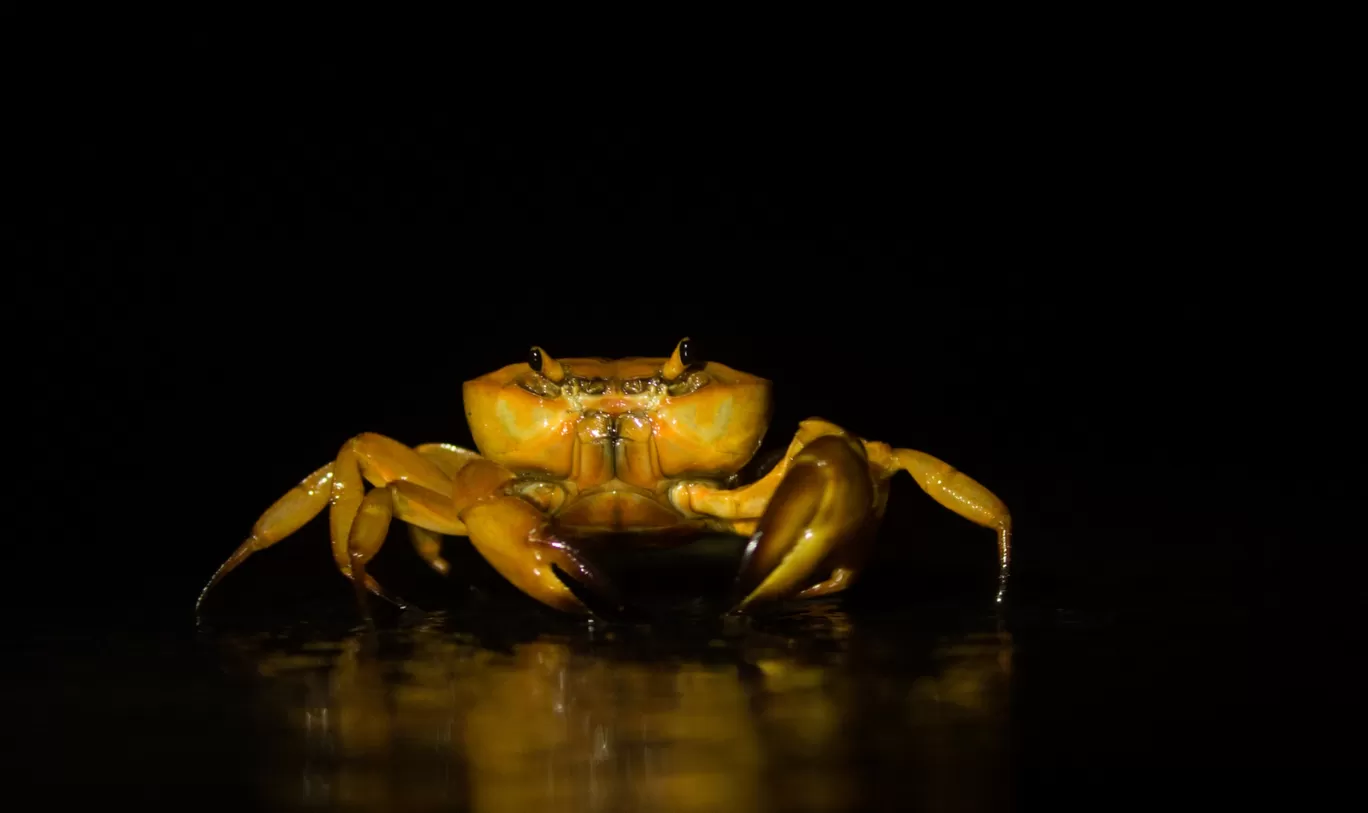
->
[731,433,881,612]
[451,460,619,615]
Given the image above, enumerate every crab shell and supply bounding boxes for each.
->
[461,356,773,485]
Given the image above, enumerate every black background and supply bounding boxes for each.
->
[15,75,1327,614]
[8,47,1341,806]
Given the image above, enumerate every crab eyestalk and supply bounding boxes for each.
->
[527,345,566,383]
[661,337,694,380]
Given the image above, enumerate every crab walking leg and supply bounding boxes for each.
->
[731,434,878,612]
[195,462,336,614]
[407,527,449,576]
[414,442,485,479]
[401,443,483,577]
[196,433,456,615]
[345,487,400,615]
[345,478,476,611]
[876,444,1014,603]
[327,433,456,606]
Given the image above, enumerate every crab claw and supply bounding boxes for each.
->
[731,434,878,612]
[459,493,620,615]
[550,561,633,619]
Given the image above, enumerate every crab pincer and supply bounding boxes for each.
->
[451,459,622,615]
[729,433,882,612]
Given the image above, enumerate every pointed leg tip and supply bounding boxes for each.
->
[727,578,759,616]
[193,584,216,621]
[550,562,628,619]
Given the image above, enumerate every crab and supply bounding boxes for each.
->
[196,339,1012,618]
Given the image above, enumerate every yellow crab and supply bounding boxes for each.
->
[196,339,1012,617]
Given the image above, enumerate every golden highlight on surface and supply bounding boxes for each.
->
[224,609,1014,811]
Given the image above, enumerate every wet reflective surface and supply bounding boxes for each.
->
[17,600,1026,811]
[13,535,1266,811]
[196,604,1011,812]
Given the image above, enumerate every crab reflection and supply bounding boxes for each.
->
[215,604,1012,812]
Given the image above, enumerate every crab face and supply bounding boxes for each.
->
[461,338,773,484]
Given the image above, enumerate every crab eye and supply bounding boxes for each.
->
[526,345,566,383]
[662,337,700,380]
[661,337,709,395]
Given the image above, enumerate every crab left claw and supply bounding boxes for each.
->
[731,434,882,612]
[725,422,1013,613]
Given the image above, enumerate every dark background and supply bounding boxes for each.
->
[16,86,1326,615]
[8,52,1339,806]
